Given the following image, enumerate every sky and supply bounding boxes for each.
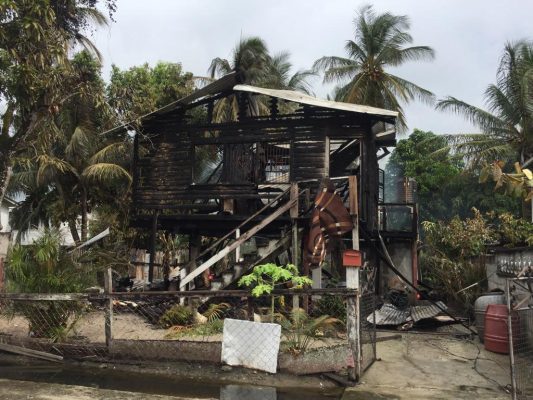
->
[93,0,533,136]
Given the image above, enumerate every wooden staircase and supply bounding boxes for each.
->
[170,185,305,292]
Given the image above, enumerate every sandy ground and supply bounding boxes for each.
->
[0,312,168,342]
[0,312,347,349]
[343,332,512,400]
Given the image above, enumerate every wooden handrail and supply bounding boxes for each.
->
[179,190,305,290]
[185,187,290,268]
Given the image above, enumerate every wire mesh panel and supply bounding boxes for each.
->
[0,294,108,360]
[0,289,356,377]
[358,260,378,373]
[360,292,377,372]
[507,278,533,400]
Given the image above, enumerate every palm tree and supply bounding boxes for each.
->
[263,51,315,95]
[437,41,533,168]
[313,5,435,131]
[207,37,315,122]
[9,52,131,243]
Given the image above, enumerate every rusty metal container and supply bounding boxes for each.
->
[484,304,516,354]
[474,292,505,342]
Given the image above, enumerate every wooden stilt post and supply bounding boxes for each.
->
[290,183,300,310]
[104,267,113,350]
[148,211,159,284]
[347,176,361,381]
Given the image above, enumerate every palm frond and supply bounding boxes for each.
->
[436,97,508,134]
[90,142,131,166]
[36,155,78,186]
[82,163,132,185]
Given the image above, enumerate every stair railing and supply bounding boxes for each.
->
[177,186,306,290]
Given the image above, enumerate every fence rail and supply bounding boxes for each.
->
[0,287,375,379]
[507,277,533,400]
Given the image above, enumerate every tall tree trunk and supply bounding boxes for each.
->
[0,165,12,231]
[81,186,88,242]
[68,218,81,244]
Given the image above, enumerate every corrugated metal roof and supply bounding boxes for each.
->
[367,301,448,326]
[100,73,397,137]
[411,301,447,322]
[369,303,410,326]
[233,84,399,118]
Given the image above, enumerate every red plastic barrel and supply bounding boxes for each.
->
[484,304,515,354]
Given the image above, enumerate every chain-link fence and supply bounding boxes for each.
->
[507,278,533,400]
[0,288,372,377]
[360,292,377,372]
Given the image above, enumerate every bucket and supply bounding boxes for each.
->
[484,304,518,354]
[474,292,505,342]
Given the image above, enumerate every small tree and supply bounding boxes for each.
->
[5,229,92,339]
[238,263,312,322]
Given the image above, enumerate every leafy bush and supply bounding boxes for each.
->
[158,305,194,328]
[490,212,533,246]
[5,229,90,339]
[277,308,342,355]
[421,209,493,314]
[239,263,312,322]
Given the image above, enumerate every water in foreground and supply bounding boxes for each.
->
[0,357,343,400]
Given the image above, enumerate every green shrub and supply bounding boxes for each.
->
[158,305,194,328]
[5,229,90,339]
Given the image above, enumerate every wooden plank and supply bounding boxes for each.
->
[108,287,356,298]
[346,175,360,382]
[0,293,86,301]
[179,195,299,289]
[0,343,63,363]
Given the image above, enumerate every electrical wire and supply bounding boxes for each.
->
[359,224,478,335]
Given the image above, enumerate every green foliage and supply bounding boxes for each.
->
[238,263,312,297]
[158,305,194,328]
[421,209,494,313]
[277,308,342,355]
[239,263,312,322]
[313,5,435,131]
[5,228,90,338]
[489,212,533,247]
[385,129,520,223]
[422,209,494,260]
[165,319,224,339]
[107,62,195,123]
[207,36,314,121]
[480,161,533,201]
[421,209,533,313]
[437,41,533,167]
[203,302,230,323]
[6,229,91,293]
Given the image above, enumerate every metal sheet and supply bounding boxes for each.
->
[369,303,410,326]
[234,84,399,118]
[368,301,448,326]
[221,319,281,374]
[411,301,447,322]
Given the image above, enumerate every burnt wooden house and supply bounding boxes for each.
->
[118,72,418,292]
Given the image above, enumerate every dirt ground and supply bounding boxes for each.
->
[0,311,347,348]
[343,332,512,400]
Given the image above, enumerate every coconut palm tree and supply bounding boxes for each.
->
[437,41,533,168]
[313,5,435,131]
[262,51,315,95]
[9,52,131,243]
[207,37,315,122]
